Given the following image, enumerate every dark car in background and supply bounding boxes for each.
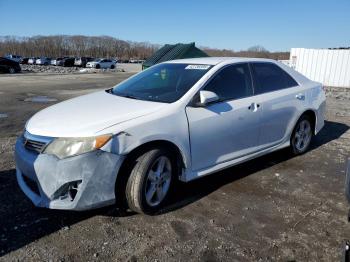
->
[0,57,21,74]
[20,58,30,64]
[57,57,75,67]
[74,57,94,67]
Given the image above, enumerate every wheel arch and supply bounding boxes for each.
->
[114,139,187,207]
[300,109,317,134]
[288,109,317,144]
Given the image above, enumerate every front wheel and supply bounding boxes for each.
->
[8,67,15,74]
[290,115,313,155]
[125,148,174,214]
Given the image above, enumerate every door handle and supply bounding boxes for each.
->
[295,93,305,100]
[248,102,260,111]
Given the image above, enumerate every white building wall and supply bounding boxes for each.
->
[290,48,350,88]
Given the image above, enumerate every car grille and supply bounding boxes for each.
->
[24,139,47,153]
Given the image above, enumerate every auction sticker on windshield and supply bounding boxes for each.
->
[185,65,211,70]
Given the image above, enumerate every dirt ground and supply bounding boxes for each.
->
[0,72,349,261]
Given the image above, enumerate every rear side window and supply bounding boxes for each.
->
[204,63,253,101]
[251,63,298,94]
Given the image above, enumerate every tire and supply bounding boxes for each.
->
[290,114,313,155]
[96,64,100,69]
[125,148,175,214]
[8,67,15,74]
[110,65,115,69]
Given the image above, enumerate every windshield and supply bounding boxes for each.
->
[94,58,102,62]
[111,63,212,103]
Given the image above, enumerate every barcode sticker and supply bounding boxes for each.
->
[185,65,210,70]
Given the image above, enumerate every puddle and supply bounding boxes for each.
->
[24,96,58,103]
[0,113,8,118]
[59,89,101,95]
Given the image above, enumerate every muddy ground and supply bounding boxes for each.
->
[0,72,349,261]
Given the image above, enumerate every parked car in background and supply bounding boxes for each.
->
[15,57,325,214]
[20,58,29,64]
[28,57,39,64]
[57,57,75,67]
[0,57,21,74]
[74,57,94,67]
[86,58,116,69]
[51,57,63,66]
[5,54,23,63]
[129,59,145,64]
[36,57,51,65]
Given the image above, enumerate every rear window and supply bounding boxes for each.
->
[251,63,298,94]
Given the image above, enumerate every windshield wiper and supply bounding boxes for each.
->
[106,89,139,100]
[116,93,140,100]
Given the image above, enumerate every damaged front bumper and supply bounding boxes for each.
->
[15,135,124,211]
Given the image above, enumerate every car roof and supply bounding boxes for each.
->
[166,57,277,65]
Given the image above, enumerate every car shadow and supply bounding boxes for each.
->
[0,120,348,255]
[158,120,350,213]
[0,169,131,256]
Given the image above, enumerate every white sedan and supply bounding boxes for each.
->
[86,58,116,69]
[15,57,325,214]
[36,57,51,65]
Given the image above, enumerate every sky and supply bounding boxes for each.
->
[0,0,349,51]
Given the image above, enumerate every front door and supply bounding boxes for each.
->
[185,63,261,171]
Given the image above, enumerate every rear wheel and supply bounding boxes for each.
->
[110,65,115,69]
[8,67,15,74]
[96,64,101,69]
[290,115,313,155]
[125,148,174,214]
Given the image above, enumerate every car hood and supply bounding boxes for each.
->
[26,91,166,137]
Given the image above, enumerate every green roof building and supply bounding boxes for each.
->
[142,42,209,70]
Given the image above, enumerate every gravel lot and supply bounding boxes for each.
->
[19,63,142,74]
[0,72,349,261]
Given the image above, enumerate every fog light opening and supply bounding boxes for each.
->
[53,180,82,202]
[68,180,82,201]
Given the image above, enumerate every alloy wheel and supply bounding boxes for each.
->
[294,119,312,152]
[145,156,172,207]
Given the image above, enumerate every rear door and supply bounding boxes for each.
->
[186,63,262,171]
[250,62,303,149]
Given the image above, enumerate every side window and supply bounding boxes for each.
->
[204,63,253,101]
[251,63,298,94]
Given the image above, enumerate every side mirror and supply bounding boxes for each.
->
[195,90,219,106]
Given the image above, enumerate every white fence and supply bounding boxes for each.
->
[289,48,350,88]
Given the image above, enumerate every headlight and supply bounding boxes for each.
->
[43,134,112,159]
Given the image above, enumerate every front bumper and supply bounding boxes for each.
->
[15,136,124,211]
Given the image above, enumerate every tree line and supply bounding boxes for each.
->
[0,35,289,60]
[0,35,159,59]
[202,45,290,60]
